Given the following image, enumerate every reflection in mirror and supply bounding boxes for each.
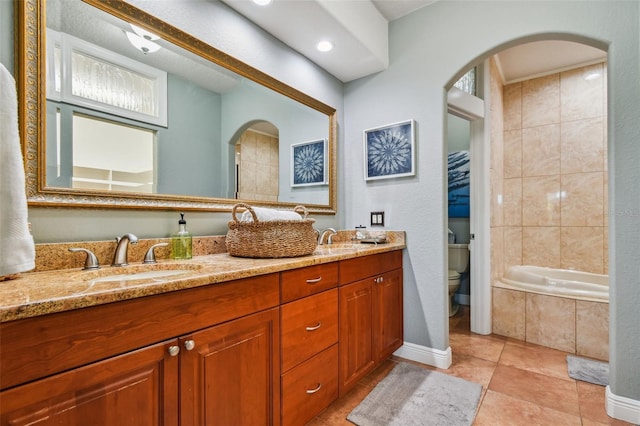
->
[16,0,336,213]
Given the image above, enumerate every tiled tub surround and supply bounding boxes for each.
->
[491,62,609,285]
[0,230,404,322]
[492,286,609,361]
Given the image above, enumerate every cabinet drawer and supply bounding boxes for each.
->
[339,250,402,284]
[281,289,338,372]
[280,262,338,303]
[281,344,338,426]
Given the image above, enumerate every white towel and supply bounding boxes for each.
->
[240,206,303,223]
[0,63,35,276]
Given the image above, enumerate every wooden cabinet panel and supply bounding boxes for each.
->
[0,339,179,426]
[180,308,280,426]
[374,269,404,362]
[280,263,338,303]
[338,280,375,395]
[281,344,339,426]
[339,250,402,284]
[280,289,338,372]
[1,273,279,390]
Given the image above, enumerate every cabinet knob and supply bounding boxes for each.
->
[306,276,322,284]
[184,339,196,351]
[306,383,322,394]
[374,277,384,284]
[305,322,322,331]
[168,345,180,357]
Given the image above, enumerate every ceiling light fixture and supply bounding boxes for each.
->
[126,31,161,54]
[252,0,273,6]
[130,24,160,41]
[316,40,334,52]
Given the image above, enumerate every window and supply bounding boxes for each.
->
[46,29,167,126]
[454,68,476,96]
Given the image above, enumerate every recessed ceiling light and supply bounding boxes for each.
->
[252,0,273,5]
[316,40,334,52]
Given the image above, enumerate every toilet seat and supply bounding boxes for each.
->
[448,270,460,280]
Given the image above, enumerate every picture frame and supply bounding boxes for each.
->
[447,150,470,218]
[364,119,415,181]
[290,138,327,187]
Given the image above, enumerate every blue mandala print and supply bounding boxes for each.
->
[293,141,325,185]
[367,122,413,178]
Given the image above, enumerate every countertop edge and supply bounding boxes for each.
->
[1,243,405,323]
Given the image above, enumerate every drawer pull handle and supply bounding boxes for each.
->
[306,276,322,284]
[306,322,322,331]
[306,383,322,394]
[168,345,180,357]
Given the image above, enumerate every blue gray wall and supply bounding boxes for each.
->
[343,0,639,406]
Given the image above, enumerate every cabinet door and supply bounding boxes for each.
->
[374,269,404,362]
[180,307,280,426]
[0,339,179,426]
[338,279,375,396]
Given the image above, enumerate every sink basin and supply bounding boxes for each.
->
[82,263,203,283]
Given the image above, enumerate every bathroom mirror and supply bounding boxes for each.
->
[15,0,337,213]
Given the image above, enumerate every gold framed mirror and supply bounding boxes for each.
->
[15,0,337,213]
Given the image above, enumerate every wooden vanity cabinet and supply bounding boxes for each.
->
[0,274,280,426]
[338,250,403,396]
[279,263,339,425]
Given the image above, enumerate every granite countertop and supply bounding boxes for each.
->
[0,241,405,323]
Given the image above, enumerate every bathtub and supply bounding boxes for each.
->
[496,265,609,302]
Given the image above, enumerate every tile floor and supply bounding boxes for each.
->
[309,306,634,425]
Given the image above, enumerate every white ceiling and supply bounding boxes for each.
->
[221,0,607,84]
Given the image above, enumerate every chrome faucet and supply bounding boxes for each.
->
[318,228,337,245]
[112,233,138,267]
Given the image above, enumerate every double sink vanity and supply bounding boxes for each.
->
[0,232,405,425]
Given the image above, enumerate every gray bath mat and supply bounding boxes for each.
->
[567,355,609,386]
[347,362,482,426]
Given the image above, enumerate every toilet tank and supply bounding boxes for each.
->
[448,243,469,273]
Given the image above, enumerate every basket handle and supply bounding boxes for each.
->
[232,203,258,223]
[294,205,309,219]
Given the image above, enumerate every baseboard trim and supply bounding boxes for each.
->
[393,342,452,369]
[606,386,640,424]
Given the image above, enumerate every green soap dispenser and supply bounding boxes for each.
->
[171,212,192,259]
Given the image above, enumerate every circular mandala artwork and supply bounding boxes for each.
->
[366,121,414,179]
[293,141,324,185]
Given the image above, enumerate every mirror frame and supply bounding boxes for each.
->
[15,0,337,214]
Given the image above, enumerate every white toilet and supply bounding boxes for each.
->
[448,243,470,317]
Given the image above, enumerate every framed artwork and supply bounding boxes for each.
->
[447,150,470,218]
[364,119,415,180]
[291,139,327,187]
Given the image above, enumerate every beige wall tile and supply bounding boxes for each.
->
[603,227,609,274]
[522,227,561,268]
[576,301,609,361]
[503,130,522,178]
[560,63,604,122]
[522,124,560,177]
[526,293,576,353]
[492,287,526,340]
[561,117,604,174]
[503,227,523,270]
[561,172,604,226]
[522,176,561,226]
[491,226,505,285]
[503,178,522,226]
[522,74,560,128]
[561,227,604,274]
[490,172,504,227]
[503,83,522,131]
